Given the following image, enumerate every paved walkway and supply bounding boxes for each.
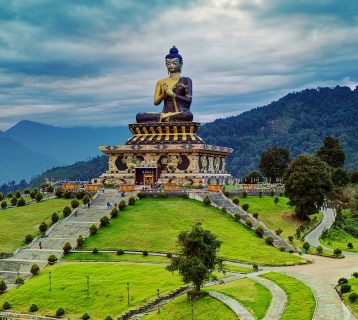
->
[247,273,287,320]
[305,207,336,250]
[208,291,255,320]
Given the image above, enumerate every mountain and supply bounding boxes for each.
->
[199,86,358,177]
[0,133,62,183]
[4,120,129,165]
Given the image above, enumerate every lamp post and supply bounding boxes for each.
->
[86,276,89,297]
[157,289,160,314]
[127,282,130,306]
[49,272,52,292]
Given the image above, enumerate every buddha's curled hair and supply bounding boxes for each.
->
[165,46,183,63]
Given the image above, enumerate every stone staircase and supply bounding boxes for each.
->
[0,189,135,288]
[193,191,291,250]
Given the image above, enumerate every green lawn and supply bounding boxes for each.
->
[239,196,322,244]
[0,263,183,320]
[260,272,316,320]
[0,198,74,253]
[63,252,170,263]
[342,278,358,315]
[204,278,271,319]
[83,198,306,265]
[223,264,255,273]
[143,294,237,320]
[320,209,358,253]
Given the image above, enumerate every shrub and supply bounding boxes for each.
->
[56,307,65,317]
[203,195,211,205]
[232,197,240,205]
[35,192,43,202]
[77,235,84,248]
[63,242,72,254]
[52,212,59,224]
[265,236,274,245]
[29,189,38,199]
[143,250,148,256]
[253,212,259,219]
[117,249,124,255]
[63,190,71,199]
[110,207,118,218]
[14,190,21,198]
[223,191,230,197]
[10,197,17,206]
[63,206,72,217]
[137,191,145,198]
[341,283,351,293]
[76,190,85,200]
[348,292,358,302]
[242,203,249,211]
[83,194,91,205]
[30,264,40,275]
[0,192,3,201]
[89,224,97,235]
[279,246,286,252]
[348,242,354,249]
[288,236,294,243]
[0,280,7,293]
[234,213,241,221]
[6,192,13,198]
[302,242,310,251]
[39,222,47,234]
[3,301,11,309]
[100,216,109,227]
[29,304,38,312]
[118,200,126,210]
[25,234,34,244]
[242,191,248,198]
[82,313,90,320]
[270,190,275,197]
[24,188,30,194]
[289,248,295,253]
[334,248,342,257]
[255,226,264,237]
[47,185,54,193]
[338,278,349,285]
[17,197,26,206]
[316,246,323,254]
[71,199,79,209]
[253,264,258,271]
[353,272,358,278]
[245,219,253,228]
[275,228,283,236]
[104,316,113,320]
[55,189,62,198]
[93,248,99,254]
[1,200,7,209]
[166,253,173,258]
[221,206,227,213]
[15,276,24,285]
[128,196,136,205]
[274,197,279,204]
[48,254,58,264]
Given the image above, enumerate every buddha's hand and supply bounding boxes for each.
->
[162,83,175,97]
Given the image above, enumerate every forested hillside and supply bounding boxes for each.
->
[200,86,358,177]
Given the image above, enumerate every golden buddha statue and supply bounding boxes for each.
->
[136,47,193,123]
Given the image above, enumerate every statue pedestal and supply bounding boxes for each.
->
[99,122,233,188]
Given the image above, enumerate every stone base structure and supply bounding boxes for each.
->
[99,122,233,187]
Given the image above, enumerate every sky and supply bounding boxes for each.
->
[0,0,358,130]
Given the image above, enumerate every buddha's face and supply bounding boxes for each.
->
[165,58,182,73]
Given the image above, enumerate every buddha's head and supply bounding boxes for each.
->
[165,46,183,73]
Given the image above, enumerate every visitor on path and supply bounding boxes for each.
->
[39,241,42,249]
[88,202,90,209]
[107,201,111,209]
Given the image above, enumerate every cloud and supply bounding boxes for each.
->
[0,0,357,129]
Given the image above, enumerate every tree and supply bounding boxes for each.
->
[166,223,222,291]
[259,145,290,182]
[316,136,345,168]
[35,192,43,202]
[15,190,21,199]
[243,171,263,184]
[83,195,91,205]
[71,199,79,209]
[331,168,350,187]
[0,192,3,201]
[283,154,332,219]
[351,171,358,184]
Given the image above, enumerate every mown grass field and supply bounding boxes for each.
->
[143,294,237,320]
[0,198,75,252]
[239,196,322,244]
[223,264,255,273]
[204,278,271,319]
[342,278,358,315]
[64,252,170,263]
[260,272,316,320]
[83,198,306,265]
[0,263,183,320]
